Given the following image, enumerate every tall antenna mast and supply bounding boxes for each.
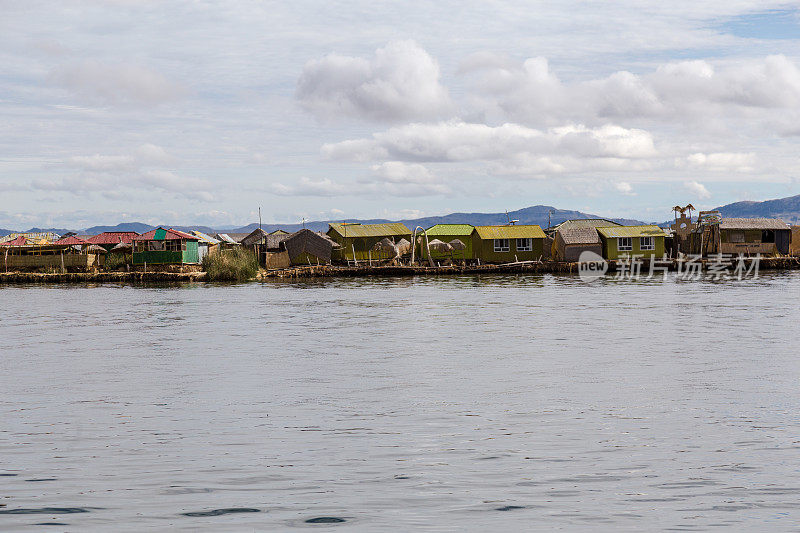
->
[258,207,262,231]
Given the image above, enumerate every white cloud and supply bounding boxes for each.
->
[273,163,451,198]
[364,161,451,196]
[323,121,657,175]
[615,181,636,195]
[462,54,800,129]
[137,170,213,201]
[134,143,170,164]
[273,177,347,197]
[65,154,135,172]
[34,145,211,201]
[683,152,756,172]
[32,174,116,192]
[296,40,453,122]
[50,60,184,106]
[684,180,711,199]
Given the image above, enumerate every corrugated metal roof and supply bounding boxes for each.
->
[134,228,198,241]
[86,232,139,245]
[558,227,600,245]
[554,219,622,230]
[328,222,411,238]
[719,218,789,230]
[0,232,60,243]
[474,225,546,239]
[191,231,220,244]
[424,224,475,236]
[597,225,666,238]
[216,233,237,244]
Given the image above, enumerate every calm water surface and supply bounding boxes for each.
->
[2,272,800,531]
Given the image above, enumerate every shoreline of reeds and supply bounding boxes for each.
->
[1,256,798,283]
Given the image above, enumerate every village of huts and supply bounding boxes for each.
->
[1,206,797,274]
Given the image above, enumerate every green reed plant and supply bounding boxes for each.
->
[104,252,129,271]
[202,247,259,281]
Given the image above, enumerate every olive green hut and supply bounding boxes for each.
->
[597,225,666,260]
[420,224,475,261]
[132,228,200,266]
[327,222,412,263]
[472,225,546,263]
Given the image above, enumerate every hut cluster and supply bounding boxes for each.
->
[1,210,798,273]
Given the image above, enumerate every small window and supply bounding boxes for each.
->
[493,238,510,252]
[730,231,745,243]
[618,237,632,251]
[516,238,532,252]
[640,236,655,250]
[762,230,775,243]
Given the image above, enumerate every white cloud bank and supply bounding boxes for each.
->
[274,162,450,198]
[296,40,453,122]
[50,60,184,106]
[33,145,212,201]
[461,54,800,129]
[322,121,657,176]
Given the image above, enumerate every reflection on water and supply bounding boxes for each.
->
[1,272,800,531]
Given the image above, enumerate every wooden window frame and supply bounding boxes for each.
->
[516,238,532,252]
[618,237,633,251]
[493,238,510,252]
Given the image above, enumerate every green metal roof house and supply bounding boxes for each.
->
[327,222,412,262]
[420,224,475,261]
[132,228,200,265]
[472,225,546,263]
[597,225,666,260]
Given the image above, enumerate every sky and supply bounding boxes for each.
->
[1,1,800,229]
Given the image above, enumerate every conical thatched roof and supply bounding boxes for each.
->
[428,239,453,253]
[395,238,411,255]
[372,237,397,253]
[448,239,466,250]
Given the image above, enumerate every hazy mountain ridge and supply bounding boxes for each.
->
[715,194,800,223]
[2,195,798,237]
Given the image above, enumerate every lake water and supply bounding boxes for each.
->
[2,272,800,531]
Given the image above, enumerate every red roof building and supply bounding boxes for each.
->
[52,235,89,246]
[86,232,139,246]
[0,236,29,246]
[132,228,201,265]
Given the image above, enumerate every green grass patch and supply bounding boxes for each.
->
[202,247,259,281]
[104,252,129,271]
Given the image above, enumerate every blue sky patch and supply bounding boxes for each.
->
[718,8,800,40]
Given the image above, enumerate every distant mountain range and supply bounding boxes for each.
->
[2,194,798,237]
[715,194,800,223]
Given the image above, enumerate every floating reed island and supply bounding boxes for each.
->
[1,210,799,283]
[261,256,800,280]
